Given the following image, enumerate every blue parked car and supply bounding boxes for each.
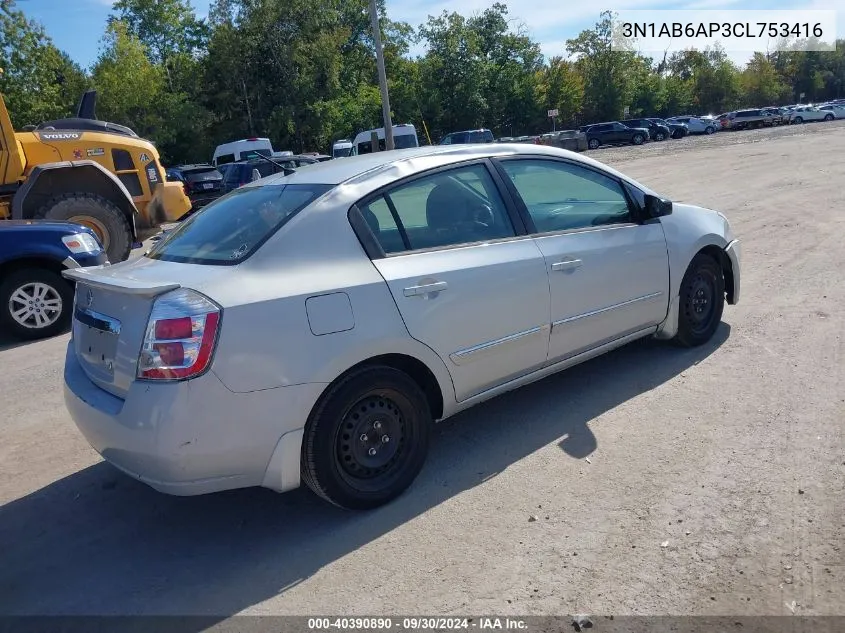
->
[1,220,108,340]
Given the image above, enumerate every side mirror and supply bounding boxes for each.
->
[644,193,672,218]
[251,168,261,182]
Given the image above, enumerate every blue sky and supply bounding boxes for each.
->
[20,0,845,71]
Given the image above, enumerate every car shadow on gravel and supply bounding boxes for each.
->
[0,330,66,352]
[0,324,729,618]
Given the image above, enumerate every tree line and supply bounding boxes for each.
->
[2,0,844,164]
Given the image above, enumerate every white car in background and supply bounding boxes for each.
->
[817,104,845,119]
[666,116,718,135]
[788,106,834,123]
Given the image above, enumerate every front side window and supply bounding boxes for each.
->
[500,159,633,233]
[147,184,331,265]
[359,163,515,255]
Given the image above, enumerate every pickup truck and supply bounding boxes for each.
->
[1,221,108,340]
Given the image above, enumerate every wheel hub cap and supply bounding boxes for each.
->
[338,395,404,478]
[9,282,63,329]
[686,274,715,330]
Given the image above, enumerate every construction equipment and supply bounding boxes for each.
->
[0,90,191,262]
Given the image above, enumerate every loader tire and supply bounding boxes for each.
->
[36,193,132,263]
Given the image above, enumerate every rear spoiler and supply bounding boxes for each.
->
[63,267,181,297]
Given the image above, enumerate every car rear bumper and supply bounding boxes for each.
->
[63,343,326,496]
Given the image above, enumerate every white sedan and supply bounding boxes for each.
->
[788,106,835,123]
[63,144,741,509]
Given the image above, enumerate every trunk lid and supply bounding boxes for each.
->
[63,257,225,399]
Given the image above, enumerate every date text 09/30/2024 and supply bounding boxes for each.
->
[307,618,528,631]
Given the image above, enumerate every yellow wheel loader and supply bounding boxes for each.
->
[0,91,191,262]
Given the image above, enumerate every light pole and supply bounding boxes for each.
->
[368,0,394,150]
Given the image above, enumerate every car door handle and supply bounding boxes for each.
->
[403,281,448,297]
[552,259,582,272]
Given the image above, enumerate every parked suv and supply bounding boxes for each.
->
[647,118,688,139]
[620,118,670,141]
[166,164,225,210]
[219,154,320,194]
[584,122,650,149]
[1,221,107,340]
[666,116,718,135]
[440,129,495,144]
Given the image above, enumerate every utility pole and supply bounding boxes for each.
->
[368,0,394,150]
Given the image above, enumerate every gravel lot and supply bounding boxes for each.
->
[1,121,843,617]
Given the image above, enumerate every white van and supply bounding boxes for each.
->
[212,138,274,166]
[332,140,354,158]
[352,124,419,155]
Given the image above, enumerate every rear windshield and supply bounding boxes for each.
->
[183,167,222,182]
[146,184,332,265]
[223,162,277,184]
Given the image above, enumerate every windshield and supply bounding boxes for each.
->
[146,184,332,265]
[183,167,222,182]
[333,147,352,158]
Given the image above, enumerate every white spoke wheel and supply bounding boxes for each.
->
[0,268,74,340]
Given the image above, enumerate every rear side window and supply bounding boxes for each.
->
[394,134,418,149]
[146,184,332,265]
[216,153,236,165]
[359,163,515,254]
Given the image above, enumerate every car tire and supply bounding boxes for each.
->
[36,193,130,263]
[301,365,432,510]
[672,253,725,348]
[654,132,665,141]
[588,138,600,150]
[0,267,74,340]
[705,126,715,135]
[632,134,645,145]
[794,116,803,124]
[824,114,834,121]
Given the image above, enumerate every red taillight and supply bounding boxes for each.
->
[155,316,192,339]
[138,290,221,381]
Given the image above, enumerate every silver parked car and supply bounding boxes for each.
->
[63,144,741,509]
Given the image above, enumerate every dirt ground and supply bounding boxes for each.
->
[0,121,843,618]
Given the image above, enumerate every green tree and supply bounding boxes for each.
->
[536,57,584,127]
[0,0,88,127]
[741,52,789,106]
[567,11,637,121]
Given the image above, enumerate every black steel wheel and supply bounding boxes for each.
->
[301,365,431,509]
[673,253,725,347]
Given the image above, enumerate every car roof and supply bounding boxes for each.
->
[251,143,650,191]
[175,164,217,171]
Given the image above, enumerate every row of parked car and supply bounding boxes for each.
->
[566,100,845,150]
[164,152,331,211]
